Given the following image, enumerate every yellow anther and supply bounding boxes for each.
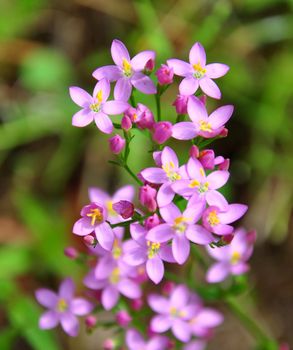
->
[173,216,190,233]
[96,89,103,103]
[207,210,220,227]
[199,120,212,132]
[162,162,181,182]
[231,251,241,265]
[57,298,68,313]
[147,241,161,259]
[170,307,178,316]
[106,201,116,216]
[193,62,206,79]
[189,179,200,188]
[199,168,205,177]
[133,113,138,121]
[87,208,103,226]
[122,58,132,76]
[112,239,122,259]
[110,267,120,284]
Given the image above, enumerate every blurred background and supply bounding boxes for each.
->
[0,0,292,349]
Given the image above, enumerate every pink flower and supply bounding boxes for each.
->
[206,228,255,283]
[126,328,169,350]
[139,184,157,212]
[108,134,126,154]
[167,42,229,99]
[147,203,213,265]
[35,278,93,337]
[172,96,234,140]
[152,121,173,144]
[69,79,128,133]
[156,64,174,85]
[93,39,156,101]
[124,223,175,284]
[125,103,155,129]
[116,310,132,327]
[173,94,189,114]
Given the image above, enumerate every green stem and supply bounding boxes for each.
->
[113,122,122,129]
[109,214,150,228]
[123,164,142,185]
[155,86,161,121]
[130,93,136,107]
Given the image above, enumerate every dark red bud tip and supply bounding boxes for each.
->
[112,200,134,219]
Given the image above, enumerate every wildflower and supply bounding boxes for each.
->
[156,64,174,85]
[206,228,255,283]
[125,103,155,129]
[167,42,229,99]
[147,203,213,264]
[93,39,156,101]
[124,223,175,284]
[172,96,234,140]
[35,278,93,336]
[69,79,128,133]
[108,134,126,154]
[152,121,173,144]
[126,328,169,350]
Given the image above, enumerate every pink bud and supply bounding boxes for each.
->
[222,234,234,244]
[85,315,97,328]
[121,115,132,131]
[199,94,207,105]
[145,58,155,72]
[145,213,160,229]
[152,121,172,144]
[139,185,157,212]
[83,235,95,246]
[279,343,290,350]
[64,246,78,259]
[199,149,215,170]
[162,281,175,295]
[103,339,115,350]
[156,64,174,85]
[172,94,188,114]
[112,200,134,219]
[116,310,132,328]
[153,151,162,167]
[189,145,199,159]
[130,298,143,311]
[136,103,155,129]
[167,339,176,350]
[247,230,257,244]
[218,158,230,171]
[219,128,228,137]
[108,134,125,154]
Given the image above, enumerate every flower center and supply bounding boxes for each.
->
[162,161,181,182]
[207,210,220,227]
[109,267,120,284]
[193,62,206,79]
[122,58,132,77]
[112,239,122,259]
[89,90,103,112]
[170,306,186,318]
[147,241,161,259]
[173,216,190,233]
[230,251,241,265]
[57,298,68,313]
[87,208,103,226]
[199,120,212,132]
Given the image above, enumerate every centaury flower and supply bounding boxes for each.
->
[126,328,169,350]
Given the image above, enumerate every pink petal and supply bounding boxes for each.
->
[172,235,190,264]
[88,187,109,204]
[218,204,248,224]
[166,59,191,77]
[95,223,114,251]
[35,289,58,308]
[183,340,206,350]
[140,167,167,184]
[72,109,94,127]
[179,77,199,95]
[206,190,228,210]
[94,112,113,134]
[183,202,206,223]
[206,262,229,283]
[131,50,155,71]
[147,224,174,243]
[170,284,190,308]
[69,86,92,107]
[148,294,170,313]
[113,185,135,202]
[93,79,110,102]
[231,262,249,275]
[111,39,130,67]
[196,308,224,327]
[171,179,195,197]
[151,315,172,332]
[70,298,93,316]
[92,65,121,81]
[206,245,230,261]
[102,285,119,310]
[199,77,221,99]
[207,170,230,189]
[172,122,197,140]
[172,319,192,342]
[157,183,175,207]
[131,73,157,94]
[213,223,234,235]
[39,311,59,330]
[126,329,145,349]
[114,78,132,101]
[83,271,107,289]
[60,312,79,337]
[95,256,116,279]
[205,63,229,79]
[162,146,179,169]
[187,96,208,123]
[118,278,141,299]
[148,336,169,350]
[102,100,129,115]
[160,203,181,223]
[159,245,176,263]
[187,158,205,180]
[186,225,214,244]
[59,278,75,300]
[129,223,146,241]
[146,256,164,284]
[208,105,234,129]
[123,241,147,266]
[189,42,206,66]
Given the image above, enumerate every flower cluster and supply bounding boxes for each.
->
[36,39,256,349]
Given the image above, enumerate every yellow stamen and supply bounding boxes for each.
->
[57,298,68,313]
[199,120,212,132]
[147,241,161,259]
[122,58,132,77]
[189,179,200,188]
[133,113,138,121]
[112,239,122,259]
[96,89,103,103]
[193,62,206,79]
[110,267,120,284]
[106,201,116,216]
[87,208,103,226]
[173,216,190,233]
[231,251,241,265]
[162,162,181,182]
[207,210,220,227]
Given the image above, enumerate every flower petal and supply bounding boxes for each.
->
[157,183,175,207]
[172,235,190,264]
[170,284,190,308]
[186,225,214,245]
[187,96,208,123]
[102,285,119,310]
[196,308,224,327]
[94,112,113,134]
[39,311,59,330]
[187,157,205,180]
[70,298,93,316]
[35,289,58,308]
[60,312,79,337]
[118,278,141,299]
[159,202,181,223]
[148,294,170,313]
[69,87,91,107]
[199,77,221,99]
[151,315,172,332]
[72,109,94,127]
[114,185,135,202]
[162,146,179,169]
[102,100,129,115]
[114,78,132,101]
[146,256,164,284]
[126,329,145,349]
[172,122,197,140]
[131,50,155,71]
[207,170,229,189]
[111,39,130,67]
[206,190,228,210]
[189,42,206,66]
[123,240,147,266]
[72,217,94,236]
[93,78,110,102]
[206,262,230,283]
[147,224,174,243]
[131,73,157,94]
[208,105,234,129]
[95,256,116,279]
[205,63,229,79]
[92,65,121,81]
[179,77,199,95]
[59,278,75,300]
[218,204,248,224]
[140,167,167,184]
[95,223,114,251]
[88,187,109,204]
[172,318,192,342]
[166,59,191,76]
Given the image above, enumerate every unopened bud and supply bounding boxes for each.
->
[199,149,215,170]
[152,121,172,144]
[139,185,157,212]
[64,246,78,259]
[84,235,95,246]
[156,64,174,85]
[145,213,160,229]
[85,315,97,329]
[108,134,125,155]
[103,339,115,350]
[145,58,155,73]
[189,145,199,159]
[219,128,228,138]
[116,310,132,327]
[112,200,134,219]
[121,115,132,131]
[130,298,143,311]
[173,94,188,114]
